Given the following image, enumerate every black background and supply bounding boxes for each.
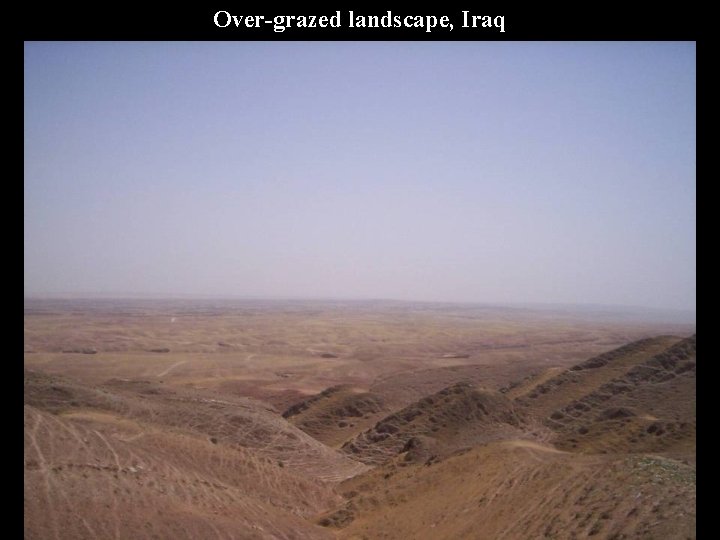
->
[21,7,698,40]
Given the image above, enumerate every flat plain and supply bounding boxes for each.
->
[24,298,696,539]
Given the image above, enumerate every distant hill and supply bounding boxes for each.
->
[341,382,527,465]
[544,335,696,460]
[316,335,696,539]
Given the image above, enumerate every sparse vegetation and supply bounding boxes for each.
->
[24,299,695,539]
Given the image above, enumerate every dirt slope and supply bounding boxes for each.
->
[24,403,339,539]
[24,305,696,540]
[327,440,695,539]
[283,385,388,447]
[315,335,696,539]
[25,369,368,483]
[513,335,681,418]
[545,335,696,460]
[341,383,528,465]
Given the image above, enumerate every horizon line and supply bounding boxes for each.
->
[23,292,696,315]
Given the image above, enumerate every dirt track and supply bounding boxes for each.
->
[24,299,695,539]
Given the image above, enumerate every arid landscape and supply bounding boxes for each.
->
[24,298,696,539]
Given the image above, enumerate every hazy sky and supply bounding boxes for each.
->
[24,42,695,310]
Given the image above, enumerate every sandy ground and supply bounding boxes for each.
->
[24,298,695,539]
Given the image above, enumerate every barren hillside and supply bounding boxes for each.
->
[24,300,695,539]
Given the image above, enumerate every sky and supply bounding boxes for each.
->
[24,41,696,311]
